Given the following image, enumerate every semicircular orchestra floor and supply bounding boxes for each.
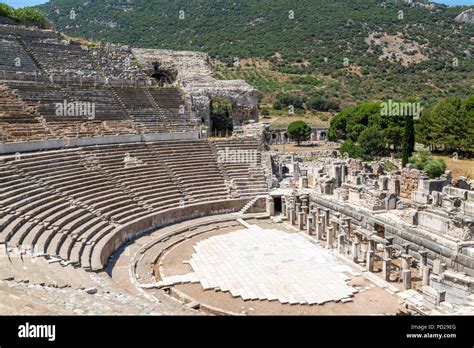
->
[131,218,403,315]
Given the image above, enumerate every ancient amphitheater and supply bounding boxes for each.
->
[0,23,473,316]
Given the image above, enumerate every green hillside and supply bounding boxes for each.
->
[37,0,473,110]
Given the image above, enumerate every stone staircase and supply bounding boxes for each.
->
[143,88,173,132]
[237,195,268,216]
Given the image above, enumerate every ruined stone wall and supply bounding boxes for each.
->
[398,168,421,199]
[132,48,259,133]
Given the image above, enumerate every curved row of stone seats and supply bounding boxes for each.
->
[212,140,269,197]
[0,162,110,270]
[1,140,266,271]
[0,38,39,73]
[82,143,187,211]
[8,150,151,225]
[0,163,99,270]
[93,43,148,81]
[6,82,73,121]
[112,87,170,133]
[0,158,140,269]
[0,82,51,141]
[0,25,60,40]
[148,88,196,132]
[62,85,128,121]
[24,39,98,76]
[151,141,230,202]
[46,120,138,138]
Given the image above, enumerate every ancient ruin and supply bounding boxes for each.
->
[0,22,473,317]
[133,49,259,134]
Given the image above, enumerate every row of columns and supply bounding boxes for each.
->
[280,195,432,291]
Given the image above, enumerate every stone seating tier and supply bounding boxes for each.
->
[0,140,268,269]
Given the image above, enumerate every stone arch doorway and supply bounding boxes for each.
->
[210,96,233,134]
[150,62,177,86]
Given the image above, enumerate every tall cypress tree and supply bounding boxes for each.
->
[402,115,415,167]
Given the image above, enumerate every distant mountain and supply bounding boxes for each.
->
[37,0,473,107]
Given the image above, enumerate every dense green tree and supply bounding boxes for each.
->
[416,96,474,154]
[358,127,386,160]
[401,115,415,167]
[0,3,14,18]
[287,121,311,146]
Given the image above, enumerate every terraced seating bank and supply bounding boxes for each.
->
[0,24,197,141]
[0,82,198,141]
[0,140,269,271]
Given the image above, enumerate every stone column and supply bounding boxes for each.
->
[293,162,299,181]
[316,219,323,241]
[298,212,305,230]
[266,197,275,216]
[401,254,412,290]
[338,233,345,254]
[320,216,326,236]
[300,176,308,188]
[382,245,392,282]
[422,265,431,286]
[307,216,313,235]
[295,203,301,216]
[331,220,338,239]
[419,250,428,276]
[289,208,295,225]
[281,198,287,218]
[342,218,351,234]
[366,240,375,272]
[310,209,317,227]
[301,205,308,221]
[324,209,330,227]
[326,226,334,249]
[352,234,360,263]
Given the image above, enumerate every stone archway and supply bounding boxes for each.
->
[210,96,233,135]
[150,62,177,86]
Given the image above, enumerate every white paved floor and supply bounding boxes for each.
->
[161,225,358,305]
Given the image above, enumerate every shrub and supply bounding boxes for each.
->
[273,101,282,110]
[341,139,361,159]
[409,150,446,179]
[423,158,447,179]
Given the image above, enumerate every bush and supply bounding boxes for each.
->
[12,8,48,23]
[409,150,446,179]
[424,159,447,179]
[409,149,432,170]
[340,139,361,159]
[287,120,311,146]
[0,5,48,25]
[260,109,270,116]
[273,101,282,110]
[319,115,329,122]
